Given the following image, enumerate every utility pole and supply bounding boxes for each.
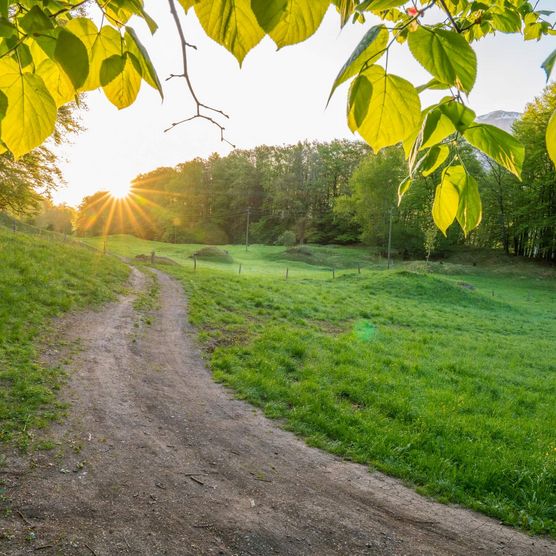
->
[245,206,250,252]
[387,207,393,270]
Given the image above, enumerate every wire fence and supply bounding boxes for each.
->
[0,212,102,255]
[0,213,396,281]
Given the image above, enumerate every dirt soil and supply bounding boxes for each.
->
[1,268,555,555]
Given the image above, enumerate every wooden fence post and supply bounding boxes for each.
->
[151,251,155,264]
[238,263,242,275]
[285,267,289,280]
[193,255,197,271]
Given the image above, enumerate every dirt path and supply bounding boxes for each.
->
[1,268,554,555]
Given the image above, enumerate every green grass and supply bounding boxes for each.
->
[0,227,129,445]
[91,235,556,535]
[83,234,381,277]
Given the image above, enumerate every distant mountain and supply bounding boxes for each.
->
[476,111,521,133]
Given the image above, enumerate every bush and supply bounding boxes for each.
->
[192,247,234,264]
[277,230,296,247]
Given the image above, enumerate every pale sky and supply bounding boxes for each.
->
[52,2,555,206]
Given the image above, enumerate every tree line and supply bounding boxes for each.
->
[19,85,556,262]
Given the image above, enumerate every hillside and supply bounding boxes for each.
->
[0,225,129,445]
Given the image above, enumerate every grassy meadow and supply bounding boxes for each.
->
[0,227,129,446]
[86,234,556,536]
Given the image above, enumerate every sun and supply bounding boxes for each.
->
[108,181,132,200]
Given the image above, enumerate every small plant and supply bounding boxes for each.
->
[277,230,296,247]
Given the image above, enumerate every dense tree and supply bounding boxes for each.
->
[0,105,81,214]
[511,84,556,260]
[26,199,75,233]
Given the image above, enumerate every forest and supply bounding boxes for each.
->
[61,84,556,262]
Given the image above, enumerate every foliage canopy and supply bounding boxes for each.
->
[0,0,555,234]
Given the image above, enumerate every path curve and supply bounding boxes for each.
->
[1,268,554,555]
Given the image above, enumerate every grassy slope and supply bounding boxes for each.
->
[91,235,556,535]
[84,235,381,278]
[0,228,129,445]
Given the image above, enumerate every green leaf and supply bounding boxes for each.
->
[416,78,450,93]
[178,0,199,11]
[36,58,76,107]
[433,165,481,235]
[0,17,16,38]
[0,89,7,119]
[421,144,450,177]
[0,58,56,158]
[54,29,89,90]
[347,75,372,132]
[455,169,481,236]
[432,165,461,235]
[252,0,329,48]
[542,49,556,81]
[125,27,163,98]
[438,101,476,133]
[19,5,54,34]
[359,0,406,9]
[100,54,125,87]
[463,123,524,178]
[349,65,421,152]
[421,108,456,149]
[195,0,264,65]
[101,53,142,109]
[329,25,388,101]
[334,0,357,28]
[397,176,411,205]
[407,26,477,93]
[546,109,556,167]
[83,25,122,91]
[490,8,522,33]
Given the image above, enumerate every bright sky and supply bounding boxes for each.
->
[52,2,555,206]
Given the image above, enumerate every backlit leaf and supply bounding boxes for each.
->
[397,176,411,205]
[101,53,142,109]
[455,169,482,236]
[195,0,264,65]
[438,101,476,133]
[329,25,388,100]
[463,123,524,178]
[19,5,53,34]
[432,165,460,235]
[347,75,372,132]
[84,25,122,91]
[421,144,450,177]
[252,0,329,48]
[54,29,89,90]
[542,49,556,81]
[407,26,477,93]
[125,27,163,98]
[0,58,56,158]
[36,58,75,107]
[350,65,421,152]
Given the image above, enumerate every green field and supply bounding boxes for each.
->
[84,234,383,278]
[84,234,556,536]
[0,227,129,446]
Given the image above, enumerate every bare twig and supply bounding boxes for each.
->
[16,510,34,527]
[166,0,234,147]
[84,543,98,556]
[437,0,461,32]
